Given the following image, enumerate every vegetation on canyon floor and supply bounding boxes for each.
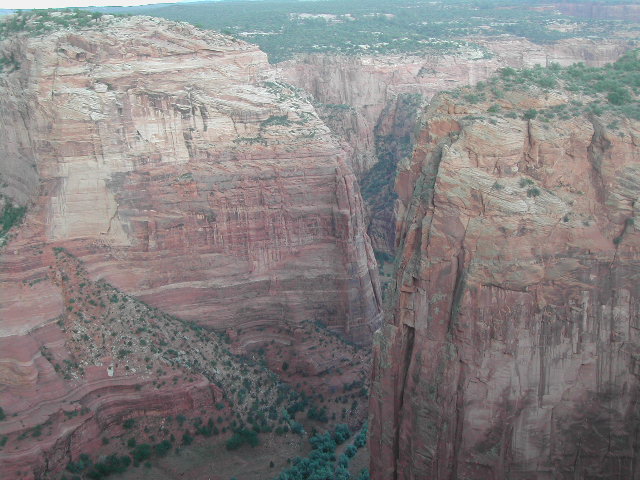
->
[273,423,369,480]
[58,423,369,480]
[2,2,639,479]
[0,247,370,479]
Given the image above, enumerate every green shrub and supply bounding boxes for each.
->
[333,424,351,445]
[182,431,194,445]
[608,87,632,106]
[358,469,371,480]
[527,187,541,197]
[499,67,517,78]
[225,429,259,450]
[66,459,88,474]
[86,455,131,479]
[1,198,26,238]
[154,440,172,457]
[131,443,152,462]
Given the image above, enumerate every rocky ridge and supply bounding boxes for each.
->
[0,14,382,342]
[280,37,633,258]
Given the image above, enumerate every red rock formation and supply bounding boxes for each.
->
[0,15,380,478]
[0,16,382,345]
[279,37,631,175]
[280,38,632,259]
[370,86,640,478]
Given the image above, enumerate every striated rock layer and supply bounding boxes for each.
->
[0,15,380,478]
[280,37,632,175]
[280,38,633,258]
[370,88,640,477]
[0,16,382,345]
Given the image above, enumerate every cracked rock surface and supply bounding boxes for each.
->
[370,86,640,479]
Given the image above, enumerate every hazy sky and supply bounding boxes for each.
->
[0,0,180,8]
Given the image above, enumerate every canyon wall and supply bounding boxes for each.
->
[556,2,640,21]
[0,16,379,477]
[280,38,633,257]
[0,16,382,344]
[370,86,640,478]
[279,37,631,175]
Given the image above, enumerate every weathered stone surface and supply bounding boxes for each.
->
[280,37,630,175]
[0,16,380,478]
[0,16,382,344]
[280,38,631,260]
[370,90,640,479]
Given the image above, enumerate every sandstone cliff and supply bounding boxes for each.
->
[280,38,633,259]
[556,2,640,21]
[280,37,631,175]
[0,14,379,478]
[370,58,640,479]
[0,15,382,344]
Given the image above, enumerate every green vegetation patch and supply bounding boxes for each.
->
[455,49,640,124]
[273,423,369,480]
[94,0,635,63]
[0,9,108,40]
[0,196,26,242]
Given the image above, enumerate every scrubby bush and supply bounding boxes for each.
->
[333,424,351,445]
[86,455,131,479]
[154,439,172,457]
[182,431,194,445]
[131,443,152,463]
[225,428,259,450]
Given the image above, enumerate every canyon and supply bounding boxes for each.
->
[1,5,639,480]
[279,37,634,255]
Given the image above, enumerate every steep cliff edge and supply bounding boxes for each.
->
[370,52,640,479]
[280,37,632,176]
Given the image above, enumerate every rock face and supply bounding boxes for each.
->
[280,38,632,258]
[0,15,380,478]
[370,88,640,478]
[280,37,631,176]
[0,16,382,345]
